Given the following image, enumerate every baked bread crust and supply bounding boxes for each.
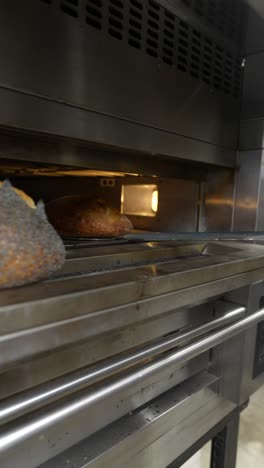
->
[0,181,35,209]
[46,196,133,237]
[0,180,65,289]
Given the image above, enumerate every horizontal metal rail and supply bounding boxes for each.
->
[0,307,263,459]
[125,232,264,242]
[0,303,245,425]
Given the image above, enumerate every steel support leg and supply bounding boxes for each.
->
[210,412,240,468]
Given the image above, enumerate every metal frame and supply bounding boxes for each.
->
[167,405,244,468]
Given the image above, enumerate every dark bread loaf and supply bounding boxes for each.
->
[0,180,65,289]
[46,196,133,237]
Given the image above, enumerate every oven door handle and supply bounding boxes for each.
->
[0,308,263,460]
[0,301,246,425]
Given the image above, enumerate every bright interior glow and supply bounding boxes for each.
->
[152,190,158,213]
[121,184,158,217]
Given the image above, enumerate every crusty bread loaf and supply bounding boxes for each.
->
[46,196,133,237]
[0,180,65,289]
[0,181,35,209]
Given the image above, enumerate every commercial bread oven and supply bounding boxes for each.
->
[1,0,264,467]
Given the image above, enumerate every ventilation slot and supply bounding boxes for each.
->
[60,0,79,18]
[86,0,103,30]
[146,0,161,58]
[108,0,124,40]
[128,1,142,50]
[180,0,245,45]
[177,21,189,73]
[162,10,175,65]
[40,0,243,99]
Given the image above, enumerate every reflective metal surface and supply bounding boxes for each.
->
[1,304,263,468]
[0,356,209,468]
[0,0,244,166]
[0,241,264,372]
[0,301,245,425]
[0,238,261,466]
[0,2,260,467]
[232,151,262,231]
[40,373,234,468]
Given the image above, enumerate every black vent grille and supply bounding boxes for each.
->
[180,0,245,45]
[60,0,79,17]
[40,0,243,99]
[108,0,124,40]
[86,0,103,30]
[128,0,143,50]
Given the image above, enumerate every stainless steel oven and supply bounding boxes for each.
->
[1,1,264,467]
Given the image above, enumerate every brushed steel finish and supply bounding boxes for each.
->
[125,232,264,241]
[0,305,193,400]
[40,373,234,468]
[0,242,264,371]
[0,269,261,373]
[0,91,237,167]
[233,151,264,232]
[1,307,263,467]
[0,0,241,163]
[0,356,208,468]
[62,242,200,276]
[232,151,262,231]
[245,1,264,54]
[0,302,245,425]
[239,120,264,150]
[242,52,264,121]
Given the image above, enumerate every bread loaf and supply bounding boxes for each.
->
[46,196,133,237]
[0,180,65,289]
[0,181,35,209]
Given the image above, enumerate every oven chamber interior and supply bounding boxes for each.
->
[0,149,235,235]
[1,1,264,468]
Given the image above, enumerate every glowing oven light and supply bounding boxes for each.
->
[121,184,158,217]
[152,189,158,213]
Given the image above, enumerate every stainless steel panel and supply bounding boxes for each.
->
[0,301,262,437]
[233,150,264,232]
[4,295,264,468]
[0,302,245,425]
[212,282,264,404]
[244,1,264,54]
[1,241,264,314]
[1,241,264,371]
[242,52,264,120]
[0,356,209,468]
[241,14,264,148]
[203,169,235,232]
[0,305,194,400]
[233,282,264,402]
[0,0,241,155]
[0,94,237,168]
[124,232,264,241]
[1,268,262,373]
[3,294,263,468]
[166,0,247,51]
[40,373,234,468]
[232,151,262,231]
[239,119,264,150]
[256,160,264,231]
[63,242,204,276]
